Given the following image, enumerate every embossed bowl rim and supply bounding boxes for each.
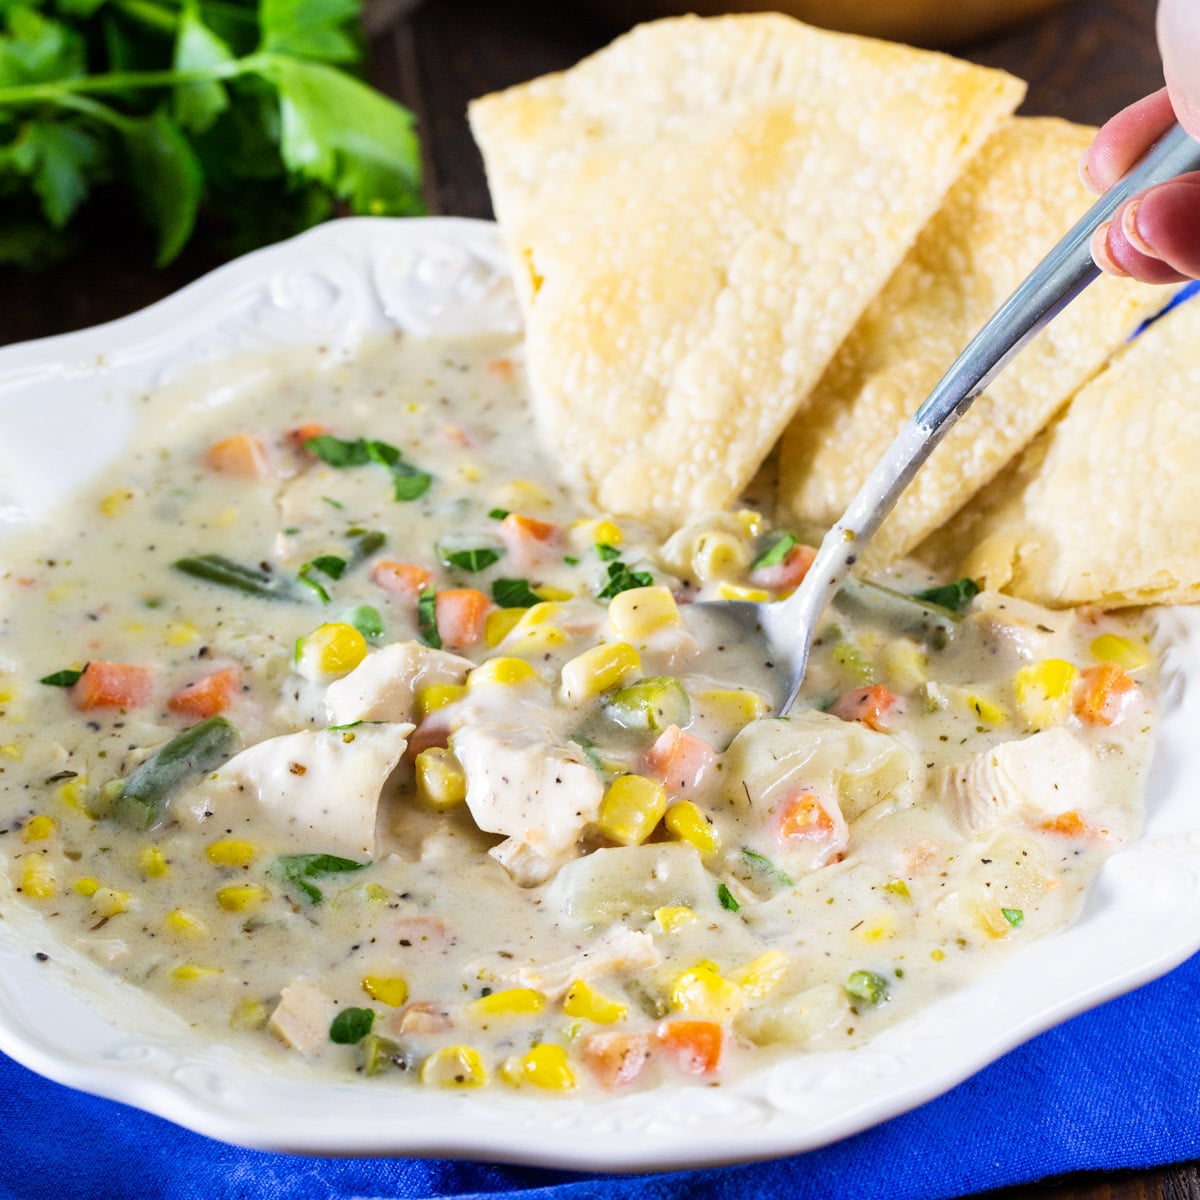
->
[0,216,1197,1171]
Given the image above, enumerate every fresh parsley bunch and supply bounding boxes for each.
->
[0,0,423,267]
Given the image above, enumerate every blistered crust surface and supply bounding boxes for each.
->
[778,117,1163,565]
[469,14,1023,526]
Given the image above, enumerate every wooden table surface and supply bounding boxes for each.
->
[2,0,1197,1196]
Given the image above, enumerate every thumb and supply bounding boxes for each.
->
[1159,0,1200,139]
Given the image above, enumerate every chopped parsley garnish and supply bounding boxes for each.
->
[440,546,504,573]
[845,969,890,1006]
[329,1007,375,1045]
[417,588,441,649]
[273,853,368,905]
[321,495,345,510]
[1001,907,1025,928]
[597,560,654,600]
[717,882,741,912]
[492,578,542,609]
[303,435,431,502]
[913,577,980,613]
[741,848,794,888]
[488,508,510,520]
[354,530,387,558]
[297,556,346,604]
[40,668,84,687]
[750,530,798,570]
[563,555,580,567]
[595,542,622,562]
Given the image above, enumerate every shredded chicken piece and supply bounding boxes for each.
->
[269,982,337,1056]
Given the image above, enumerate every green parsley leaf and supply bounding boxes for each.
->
[39,667,83,687]
[328,1005,375,1044]
[740,848,794,888]
[487,508,510,520]
[321,495,344,510]
[492,578,543,609]
[750,531,797,571]
[912,578,980,613]
[440,546,503,573]
[417,587,441,649]
[597,560,654,600]
[11,120,103,228]
[353,529,386,558]
[563,555,580,567]
[845,969,889,1006]
[304,434,371,467]
[171,0,235,134]
[1001,907,1024,928]
[717,882,741,912]
[273,852,367,904]
[302,435,430,500]
[595,542,621,561]
[309,554,346,580]
[387,459,431,502]
[260,0,361,65]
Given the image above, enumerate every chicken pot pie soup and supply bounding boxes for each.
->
[0,330,1159,1095]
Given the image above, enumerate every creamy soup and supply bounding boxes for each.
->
[0,332,1157,1093]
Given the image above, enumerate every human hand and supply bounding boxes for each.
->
[1080,0,1200,283]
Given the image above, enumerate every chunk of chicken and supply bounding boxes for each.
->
[936,727,1095,835]
[325,641,473,726]
[269,982,337,1056]
[193,723,412,858]
[450,723,603,885]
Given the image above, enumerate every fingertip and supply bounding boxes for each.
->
[1090,223,1129,277]
[1078,150,1102,195]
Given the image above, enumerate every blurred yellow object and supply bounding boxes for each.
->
[568,0,1068,47]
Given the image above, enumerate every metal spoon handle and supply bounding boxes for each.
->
[777,122,1200,712]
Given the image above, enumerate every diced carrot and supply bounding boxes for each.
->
[643,725,719,796]
[498,513,560,570]
[203,433,268,479]
[486,358,515,382]
[1039,810,1108,839]
[829,683,897,732]
[287,422,330,453]
[404,713,453,761]
[1073,663,1135,726]
[372,560,433,605]
[656,1020,723,1075]
[70,662,154,711]
[580,1031,652,1089]
[435,588,491,649]
[776,791,838,843]
[749,542,817,592]
[442,425,472,447]
[167,667,241,718]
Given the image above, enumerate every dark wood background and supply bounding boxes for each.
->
[2,0,1196,1196]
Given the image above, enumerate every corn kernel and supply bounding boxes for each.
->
[882,638,927,690]
[502,1043,576,1091]
[23,815,55,842]
[592,519,624,547]
[509,624,567,654]
[735,509,764,537]
[930,948,946,962]
[716,582,770,602]
[20,856,56,900]
[165,622,200,647]
[885,878,911,899]
[57,775,89,814]
[230,999,269,1030]
[535,586,575,602]
[361,973,409,1008]
[416,683,467,720]
[562,978,628,1024]
[606,586,681,641]
[692,532,750,582]
[420,1044,488,1088]
[1013,659,1078,731]
[92,887,131,917]
[0,744,22,761]
[215,884,269,912]
[468,657,538,688]
[485,608,526,647]
[458,463,482,482]
[728,950,789,999]
[415,747,467,811]
[597,774,667,846]
[496,480,553,514]
[205,838,257,868]
[468,987,545,1018]
[164,909,207,938]
[560,642,640,704]
[664,801,720,857]
[856,913,896,943]
[294,622,368,680]
[670,961,745,1019]
[216,507,238,528]
[655,905,698,933]
[72,877,101,897]
[139,846,169,878]
[694,688,770,729]
[1090,634,1150,672]
[99,487,136,517]
[963,692,1008,727]
[171,963,222,982]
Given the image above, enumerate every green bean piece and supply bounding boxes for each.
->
[844,969,890,1007]
[358,1033,414,1075]
[603,677,691,732]
[112,717,242,830]
[173,554,305,602]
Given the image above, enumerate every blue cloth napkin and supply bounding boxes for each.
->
[2,943,1199,1200]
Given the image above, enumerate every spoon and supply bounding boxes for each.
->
[691,121,1200,715]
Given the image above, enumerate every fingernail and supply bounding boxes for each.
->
[1078,152,1098,193]
[1120,199,1157,257]
[1090,223,1129,277]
